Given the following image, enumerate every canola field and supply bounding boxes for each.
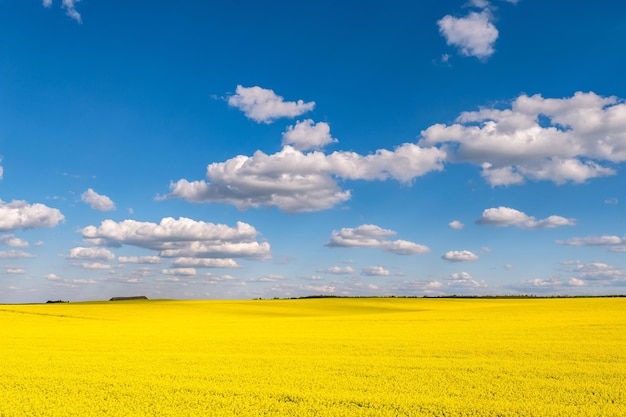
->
[0,297,625,416]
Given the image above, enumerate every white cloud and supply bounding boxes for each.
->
[166,143,446,213]
[568,278,585,287]
[520,277,563,288]
[0,200,64,232]
[81,189,116,211]
[162,268,197,276]
[361,266,391,276]
[250,274,287,282]
[556,235,623,246]
[438,10,498,59]
[72,279,97,285]
[442,250,479,262]
[68,247,115,261]
[447,271,486,288]
[0,234,29,248]
[420,92,626,186]
[0,250,34,259]
[6,268,25,274]
[45,273,60,281]
[81,217,270,260]
[118,256,162,264]
[282,119,338,151]
[318,266,355,275]
[171,258,240,268]
[448,220,464,230]
[326,224,430,255]
[227,85,315,123]
[563,260,626,283]
[604,198,618,205]
[43,0,82,23]
[79,262,112,270]
[476,207,575,229]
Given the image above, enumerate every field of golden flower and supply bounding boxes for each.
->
[1,297,625,416]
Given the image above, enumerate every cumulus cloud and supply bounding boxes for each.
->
[81,189,116,211]
[79,262,112,270]
[227,85,315,123]
[318,266,355,275]
[171,257,240,268]
[447,271,486,288]
[166,143,446,213]
[361,266,391,276]
[420,92,626,186]
[448,220,464,230]
[0,200,64,232]
[438,10,498,59]
[564,261,626,282]
[0,234,29,248]
[282,119,337,151]
[442,250,479,262]
[568,278,585,287]
[81,217,270,260]
[162,268,197,277]
[43,0,82,23]
[0,250,34,259]
[118,256,162,264]
[326,224,430,255]
[476,207,575,229]
[68,247,115,261]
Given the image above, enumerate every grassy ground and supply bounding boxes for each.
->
[1,298,625,416]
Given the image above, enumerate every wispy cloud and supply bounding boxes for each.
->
[43,0,82,24]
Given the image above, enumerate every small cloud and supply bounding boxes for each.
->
[0,234,29,248]
[43,0,82,23]
[477,207,575,229]
[250,274,287,282]
[604,198,618,205]
[282,119,338,151]
[361,266,390,277]
[81,189,116,211]
[448,220,464,230]
[171,258,239,268]
[6,268,26,274]
[0,250,34,259]
[568,278,585,287]
[438,10,498,60]
[442,250,479,262]
[78,262,112,270]
[318,266,355,275]
[227,85,315,124]
[162,268,197,277]
[118,256,162,265]
[68,247,115,261]
[504,263,513,270]
[326,224,430,255]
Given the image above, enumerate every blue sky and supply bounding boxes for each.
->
[1,0,626,302]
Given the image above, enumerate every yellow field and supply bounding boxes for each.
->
[0,298,625,416]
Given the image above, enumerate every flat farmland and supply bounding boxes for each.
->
[1,298,625,416]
